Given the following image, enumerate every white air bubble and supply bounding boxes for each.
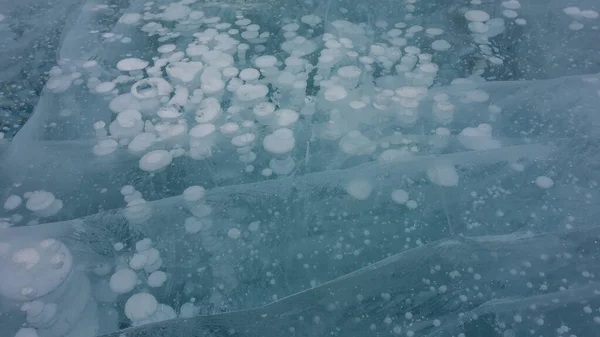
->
[569,21,584,31]
[581,10,599,19]
[535,176,554,189]
[139,150,173,173]
[431,40,451,51]
[263,128,295,155]
[147,271,167,287]
[125,293,158,322]
[345,179,373,200]
[93,139,119,156]
[465,10,491,22]
[391,189,409,205]
[110,269,138,294]
[4,195,22,211]
[117,58,149,72]
[427,164,459,187]
[563,7,581,16]
[228,228,242,239]
[406,200,418,209]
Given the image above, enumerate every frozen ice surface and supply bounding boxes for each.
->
[0,0,86,137]
[1,0,600,336]
[95,226,600,337]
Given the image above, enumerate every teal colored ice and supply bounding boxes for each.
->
[1,1,600,337]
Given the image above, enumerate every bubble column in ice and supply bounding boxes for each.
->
[320,109,345,141]
[180,187,213,235]
[414,62,439,87]
[182,186,212,218]
[392,85,429,128]
[231,132,257,167]
[263,128,296,176]
[0,239,101,337]
[253,102,276,126]
[188,123,217,159]
[200,67,225,101]
[236,43,249,65]
[128,238,163,274]
[316,50,337,82]
[121,187,152,226]
[289,80,307,109]
[432,101,455,125]
[300,96,316,118]
[337,66,362,90]
[181,184,234,308]
[271,108,299,131]
[284,56,305,74]
[273,71,294,105]
[108,109,144,144]
[45,65,76,95]
[358,56,376,89]
[254,55,279,82]
[319,83,348,116]
[93,121,108,138]
[429,127,451,149]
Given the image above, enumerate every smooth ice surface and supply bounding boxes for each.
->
[1,0,600,336]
